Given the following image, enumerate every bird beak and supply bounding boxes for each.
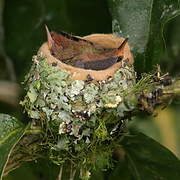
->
[45,25,54,49]
[115,38,128,58]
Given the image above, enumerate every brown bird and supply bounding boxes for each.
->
[45,26,128,70]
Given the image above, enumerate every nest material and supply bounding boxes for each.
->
[21,32,136,178]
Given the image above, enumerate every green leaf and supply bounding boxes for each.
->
[109,132,180,180]
[0,113,26,180]
[108,0,180,72]
[162,15,180,75]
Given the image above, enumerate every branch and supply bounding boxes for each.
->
[125,75,180,117]
[0,81,20,106]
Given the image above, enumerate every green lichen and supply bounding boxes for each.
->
[21,53,137,179]
[83,83,99,104]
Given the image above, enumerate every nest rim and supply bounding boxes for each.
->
[38,33,134,81]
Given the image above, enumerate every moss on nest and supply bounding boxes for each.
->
[21,52,136,178]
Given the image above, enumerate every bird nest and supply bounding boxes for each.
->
[21,28,136,179]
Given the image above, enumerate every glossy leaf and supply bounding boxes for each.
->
[162,15,180,75]
[108,0,180,72]
[109,132,180,180]
[0,114,26,179]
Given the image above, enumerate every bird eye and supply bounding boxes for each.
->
[117,56,123,62]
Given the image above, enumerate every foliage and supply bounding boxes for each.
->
[109,132,180,180]
[0,0,180,180]
[108,0,180,72]
[0,114,26,180]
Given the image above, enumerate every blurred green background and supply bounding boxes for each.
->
[0,0,180,179]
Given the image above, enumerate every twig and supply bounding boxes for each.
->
[0,81,20,106]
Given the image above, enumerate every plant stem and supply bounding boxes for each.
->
[69,162,76,180]
[57,165,63,180]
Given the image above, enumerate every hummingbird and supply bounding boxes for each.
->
[45,26,128,71]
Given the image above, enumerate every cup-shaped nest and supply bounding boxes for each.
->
[21,29,136,177]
